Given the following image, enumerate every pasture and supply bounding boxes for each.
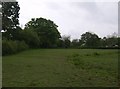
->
[2,49,118,87]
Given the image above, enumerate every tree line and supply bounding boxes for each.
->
[1,2,119,56]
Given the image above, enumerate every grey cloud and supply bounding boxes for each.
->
[71,2,98,13]
[70,2,117,25]
[46,2,63,10]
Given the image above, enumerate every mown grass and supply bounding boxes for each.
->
[2,49,118,87]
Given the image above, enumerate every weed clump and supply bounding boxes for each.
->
[85,54,91,56]
[67,53,84,68]
[93,52,100,56]
[72,53,79,57]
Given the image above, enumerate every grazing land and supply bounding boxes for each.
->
[3,49,118,87]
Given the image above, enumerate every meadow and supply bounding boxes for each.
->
[2,49,118,87]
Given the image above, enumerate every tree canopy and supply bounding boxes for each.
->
[2,2,20,39]
[80,32,100,48]
[25,18,61,48]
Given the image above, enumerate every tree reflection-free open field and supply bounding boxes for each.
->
[3,49,118,87]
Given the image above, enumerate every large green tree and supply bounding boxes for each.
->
[80,32,100,48]
[2,2,20,39]
[25,18,61,48]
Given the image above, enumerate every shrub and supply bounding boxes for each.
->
[2,40,16,55]
[17,40,29,52]
[18,30,40,48]
[2,39,29,56]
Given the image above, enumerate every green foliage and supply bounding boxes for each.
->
[100,36,119,48]
[2,2,20,39]
[17,30,40,48]
[2,39,28,56]
[60,35,71,48]
[25,18,61,48]
[80,32,100,48]
[17,41,29,52]
[2,39,16,55]
[71,39,80,48]
[57,39,64,48]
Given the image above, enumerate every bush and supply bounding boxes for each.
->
[2,40,16,55]
[17,40,29,52]
[18,30,40,48]
[2,39,29,56]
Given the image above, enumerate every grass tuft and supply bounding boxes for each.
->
[93,52,100,56]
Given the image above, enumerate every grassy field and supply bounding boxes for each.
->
[2,49,118,87]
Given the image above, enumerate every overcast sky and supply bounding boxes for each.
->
[17,0,118,39]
